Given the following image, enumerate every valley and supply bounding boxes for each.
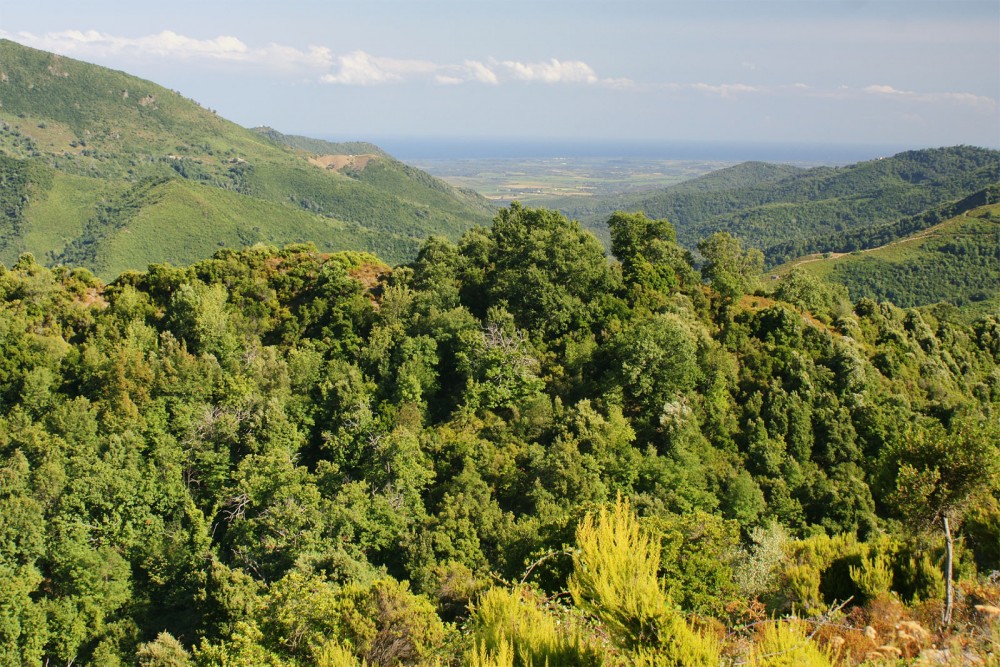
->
[405,155,733,206]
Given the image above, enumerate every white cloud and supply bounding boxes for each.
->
[463,60,499,85]
[321,51,436,86]
[864,84,913,96]
[934,92,997,108]
[500,58,599,84]
[863,83,996,109]
[690,82,761,97]
[3,28,623,88]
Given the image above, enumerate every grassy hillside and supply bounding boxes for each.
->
[579,147,999,259]
[0,39,493,278]
[771,203,1000,314]
[251,126,391,158]
[55,177,421,278]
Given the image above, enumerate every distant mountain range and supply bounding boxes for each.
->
[574,147,999,265]
[0,39,495,279]
[1,37,998,298]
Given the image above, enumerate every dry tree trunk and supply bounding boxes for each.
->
[943,516,954,628]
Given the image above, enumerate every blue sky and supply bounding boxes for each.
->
[2,1,997,149]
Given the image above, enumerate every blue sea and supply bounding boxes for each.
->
[324,136,923,165]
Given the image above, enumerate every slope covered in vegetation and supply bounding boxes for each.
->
[1,205,997,665]
[0,39,494,278]
[772,202,1000,315]
[577,147,999,263]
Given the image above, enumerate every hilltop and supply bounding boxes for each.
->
[0,39,494,278]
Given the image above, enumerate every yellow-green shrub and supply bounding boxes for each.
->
[750,620,835,667]
[468,586,603,667]
[568,497,719,666]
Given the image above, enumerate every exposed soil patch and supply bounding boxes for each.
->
[75,287,108,310]
[308,154,378,173]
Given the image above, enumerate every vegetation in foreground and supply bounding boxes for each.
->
[0,205,998,665]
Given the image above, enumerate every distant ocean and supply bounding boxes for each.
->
[326,137,923,165]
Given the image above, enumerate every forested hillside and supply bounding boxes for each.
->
[771,202,1000,315]
[0,39,494,278]
[575,147,999,263]
[1,205,997,665]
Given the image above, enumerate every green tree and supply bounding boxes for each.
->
[608,211,696,298]
[698,231,763,300]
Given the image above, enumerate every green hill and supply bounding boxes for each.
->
[771,202,1000,314]
[579,147,999,261]
[0,39,494,278]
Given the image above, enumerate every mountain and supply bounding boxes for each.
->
[0,39,494,278]
[578,147,1000,263]
[771,201,1000,314]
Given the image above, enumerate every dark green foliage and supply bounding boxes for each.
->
[698,231,764,300]
[828,213,1000,310]
[0,204,997,665]
[766,183,1000,264]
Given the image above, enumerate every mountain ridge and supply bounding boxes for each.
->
[0,38,494,278]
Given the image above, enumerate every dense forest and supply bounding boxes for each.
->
[1,204,998,666]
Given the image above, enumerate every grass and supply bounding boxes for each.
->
[20,170,108,263]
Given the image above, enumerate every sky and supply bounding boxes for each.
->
[1,1,998,151]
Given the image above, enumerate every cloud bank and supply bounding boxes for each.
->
[3,29,333,71]
[2,28,993,110]
[3,29,625,87]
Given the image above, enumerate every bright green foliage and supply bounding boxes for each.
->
[749,620,834,667]
[467,202,618,342]
[608,211,697,301]
[568,498,719,665]
[569,497,666,649]
[314,642,368,667]
[610,312,700,420]
[467,637,516,667]
[0,39,494,277]
[849,544,894,602]
[136,632,194,667]
[772,268,851,323]
[0,200,997,664]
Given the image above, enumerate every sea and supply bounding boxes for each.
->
[326,137,921,166]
